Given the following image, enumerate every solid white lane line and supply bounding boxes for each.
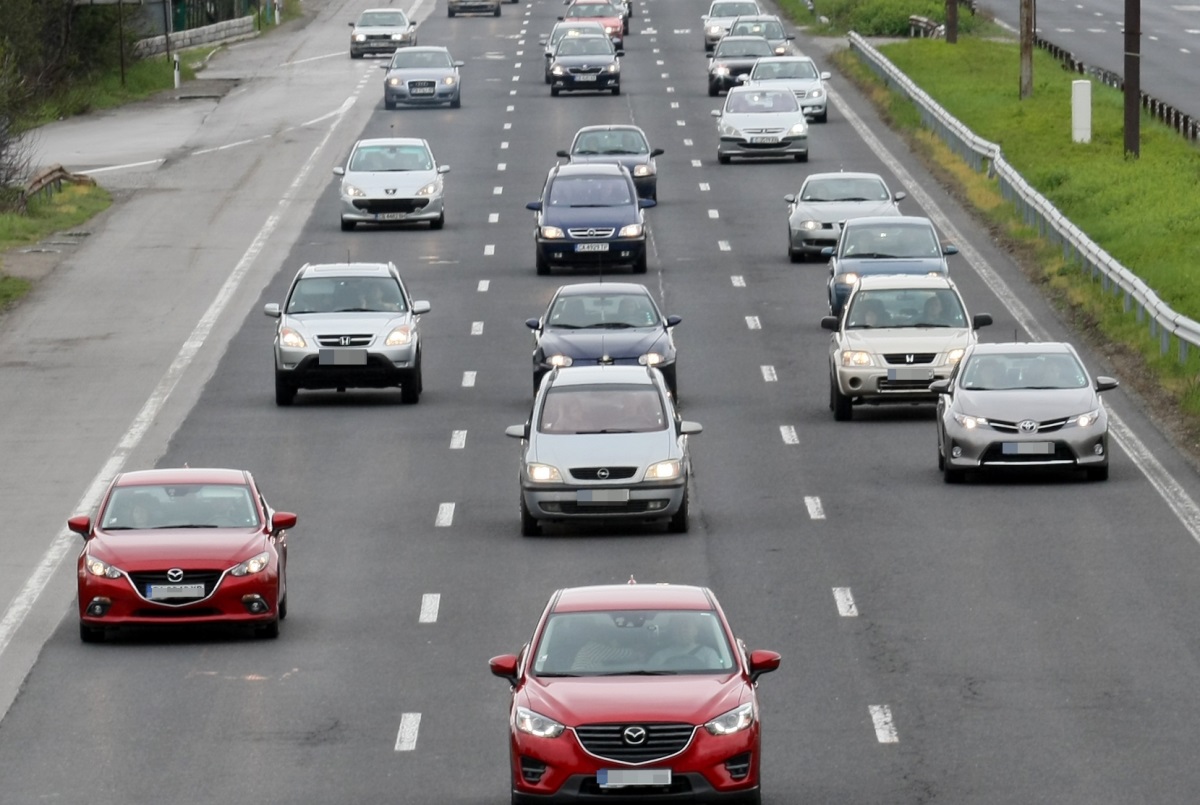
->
[761,365,777,382]
[501,142,509,149]
[419,594,441,623]
[731,275,745,287]
[805,496,825,519]
[780,425,799,445]
[435,503,455,527]
[395,713,422,751]
[462,371,477,387]
[471,322,484,335]
[484,245,495,256]
[745,316,761,330]
[450,430,467,449]
[675,119,685,125]
[833,588,858,617]
[869,705,899,743]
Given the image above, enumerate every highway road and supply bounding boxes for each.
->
[4,0,1200,802]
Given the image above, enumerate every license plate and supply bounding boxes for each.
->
[410,87,435,95]
[597,769,671,788]
[1002,441,1054,455]
[574,74,598,82]
[750,136,780,144]
[888,366,933,381]
[575,242,609,252]
[147,583,206,600]
[577,488,630,504]
[319,348,368,366]
[379,212,407,221]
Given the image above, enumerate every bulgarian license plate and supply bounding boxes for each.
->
[575,242,609,252]
[411,87,435,95]
[597,769,671,788]
[319,348,368,366]
[574,74,598,82]
[1002,441,1054,455]
[379,212,407,221]
[750,136,779,144]
[577,488,630,504]
[888,366,933,381]
[147,583,206,600]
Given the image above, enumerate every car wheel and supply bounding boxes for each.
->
[795,153,809,162]
[831,379,852,421]
[520,496,541,537]
[350,51,362,59]
[788,244,803,263]
[340,219,355,232]
[536,252,550,276]
[943,465,966,484]
[279,593,288,620]
[275,374,296,407]
[79,623,105,643]
[1086,465,1109,481]
[551,87,560,97]
[817,111,828,123]
[612,85,620,96]
[494,5,501,15]
[937,446,945,471]
[717,153,731,165]
[667,486,690,533]
[401,367,422,405]
[384,98,395,110]
[544,72,551,85]
[448,7,455,15]
[708,83,718,97]
[450,93,461,109]
[257,618,280,639]
[632,252,647,274]
[430,211,445,230]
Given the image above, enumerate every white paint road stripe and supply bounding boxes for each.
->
[731,275,745,287]
[833,588,858,616]
[745,316,761,330]
[450,430,467,449]
[395,713,422,751]
[718,240,730,251]
[462,371,477,387]
[435,503,455,527]
[780,425,799,445]
[761,365,777,382]
[869,705,899,743]
[471,321,484,335]
[805,496,825,519]
[477,280,490,292]
[419,594,440,623]
[0,94,359,663]
[484,244,495,256]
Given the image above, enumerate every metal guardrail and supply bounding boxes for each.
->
[847,32,1200,363]
[17,165,96,214]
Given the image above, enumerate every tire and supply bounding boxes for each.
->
[430,211,445,230]
[447,7,455,16]
[275,374,296,407]
[536,252,550,276]
[257,618,280,639]
[279,593,288,620]
[350,51,362,59]
[495,5,501,16]
[717,153,731,165]
[80,623,104,643]
[384,98,396,110]
[551,87,560,97]
[450,94,461,109]
[937,445,945,471]
[831,379,852,421]
[401,364,422,405]
[632,252,647,274]
[943,465,965,484]
[612,85,620,96]
[340,219,355,232]
[544,72,551,85]
[708,83,718,97]
[520,496,541,537]
[788,245,802,263]
[1086,465,1109,481]
[795,153,809,162]
[667,486,690,533]
[817,111,828,123]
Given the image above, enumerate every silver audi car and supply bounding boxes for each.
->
[932,342,1118,483]
[505,365,701,536]
[381,46,463,109]
[264,262,430,406]
[333,137,449,231]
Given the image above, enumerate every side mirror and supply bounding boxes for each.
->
[894,191,907,202]
[271,512,298,532]
[506,424,530,440]
[348,21,355,27]
[332,166,345,176]
[525,317,542,330]
[651,148,664,157]
[412,300,432,315]
[264,303,281,319]
[454,60,464,67]
[1095,376,1119,392]
[942,244,960,256]
[820,316,839,331]
[710,109,721,118]
[556,149,570,158]
[786,34,796,40]
[929,379,951,394]
[747,649,781,683]
[638,198,657,209]
[820,246,834,258]
[665,314,682,328]
[784,194,796,204]
[379,63,389,70]
[68,515,92,539]
[972,313,993,330]
[437,165,450,174]
[820,71,832,80]
[616,50,625,57]
[679,420,703,435]
[526,201,543,212]
[490,654,520,685]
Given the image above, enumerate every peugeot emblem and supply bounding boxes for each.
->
[167,568,184,582]
[622,726,647,745]
[597,468,610,480]
[1018,420,1039,433]
[385,188,397,195]
[340,336,352,347]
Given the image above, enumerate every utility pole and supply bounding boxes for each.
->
[1019,0,1034,98]
[1124,0,1141,157]
[946,0,958,44]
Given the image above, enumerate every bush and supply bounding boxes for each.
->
[813,0,983,36]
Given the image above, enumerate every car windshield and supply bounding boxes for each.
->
[101,484,260,530]
[801,176,889,202]
[532,610,735,676]
[714,39,773,58]
[710,2,759,17]
[557,37,614,57]
[731,20,782,38]
[287,277,407,314]
[359,11,407,26]
[844,289,966,330]
[538,385,667,434]
[547,293,658,329]
[573,130,648,155]
[753,59,818,80]
[349,144,433,172]
[960,353,1089,391]
[567,4,614,17]
[725,89,798,113]
[552,25,603,44]
[840,223,940,259]
[548,176,632,207]
[390,50,452,69]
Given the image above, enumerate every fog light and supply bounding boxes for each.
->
[87,598,111,617]
[1093,443,1105,456]
[951,446,962,459]
[242,594,269,614]
[848,377,862,390]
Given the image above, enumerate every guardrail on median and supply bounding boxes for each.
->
[847,32,1200,363]
[17,165,96,214]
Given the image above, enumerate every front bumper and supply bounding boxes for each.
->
[78,567,280,628]
[788,225,838,257]
[384,83,460,106]
[536,237,646,268]
[275,347,419,390]
[551,73,620,92]
[448,0,499,10]
[708,71,752,92]
[632,174,657,199]
[340,194,444,224]
[521,479,685,522]
[717,135,807,160]
[942,422,1110,472]
[351,38,414,57]
[833,363,954,404]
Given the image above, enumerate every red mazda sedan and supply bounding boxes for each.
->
[489,583,780,804]
[68,467,297,643]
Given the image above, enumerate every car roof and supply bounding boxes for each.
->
[854,275,957,291]
[970,342,1074,356]
[552,162,630,178]
[396,46,450,54]
[731,13,781,22]
[297,262,395,279]
[556,282,649,297]
[574,124,646,135]
[353,137,427,149]
[804,171,884,181]
[551,584,716,612]
[548,365,657,388]
[114,468,249,486]
[843,215,935,228]
[717,35,771,44]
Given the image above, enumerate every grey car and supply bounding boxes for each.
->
[712,86,809,163]
[744,55,833,121]
[932,342,1118,483]
[727,14,794,55]
[381,47,463,109]
[348,8,417,58]
[701,0,761,51]
[264,262,430,406]
[505,365,701,536]
[557,125,663,200]
[785,171,906,262]
[333,137,449,231]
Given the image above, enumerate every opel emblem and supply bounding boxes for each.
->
[622,726,647,745]
[586,228,598,237]
[167,568,184,582]
[385,188,397,195]
[597,468,610,480]
[1018,420,1039,433]
[340,336,352,347]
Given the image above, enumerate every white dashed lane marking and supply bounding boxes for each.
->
[477,280,490,292]
[869,705,899,743]
[708,209,719,218]
[760,365,776,382]
[780,425,798,445]
[718,240,730,251]
[832,588,858,616]
[805,497,825,519]
[745,316,761,329]
[450,430,467,449]
[419,593,441,623]
[462,371,477,387]
[484,245,495,256]
[471,322,484,335]
[731,275,745,287]
[435,503,455,527]
[395,713,422,751]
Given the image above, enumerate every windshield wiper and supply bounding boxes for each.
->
[593,670,677,676]
[536,672,583,678]
[575,428,634,434]
[161,524,223,528]
[595,322,635,329]
[569,203,617,208]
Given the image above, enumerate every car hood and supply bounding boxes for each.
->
[284,311,413,334]
[90,529,266,570]
[342,170,437,196]
[528,430,679,468]
[841,327,971,354]
[954,388,1101,421]
[520,674,746,725]
[539,328,667,360]
[386,68,455,81]
[541,205,641,229]
[565,14,621,26]
[790,199,899,224]
[710,55,764,70]
[834,257,948,277]
[747,77,823,94]
[719,111,806,129]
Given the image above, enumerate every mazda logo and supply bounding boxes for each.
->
[1018,420,1039,433]
[597,468,610,480]
[167,568,184,583]
[622,726,647,745]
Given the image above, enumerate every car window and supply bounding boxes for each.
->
[348,145,433,173]
[359,11,407,26]
[548,293,656,328]
[845,289,965,329]
[390,51,452,69]
[102,484,260,530]
[732,21,782,38]
[961,353,1088,390]
[567,4,614,17]
[574,130,647,155]
[725,89,798,114]
[287,277,407,314]
[548,176,632,207]
[802,177,889,202]
[711,2,759,16]
[842,224,939,258]
[533,611,735,676]
[715,39,773,58]
[538,386,667,434]
[557,37,613,56]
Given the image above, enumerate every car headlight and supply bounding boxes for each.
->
[385,325,415,347]
[946,348,965,365]
[711,65,731,77]
[632,164,654,177]
[443,75,457,86]
[343,183,367,198]
[834,272,860,286]
[353,33,367,42]
[705,702,755,736]
[540,225,565,239]
[706,24,723,35]
[547,355,573,368]
[645,459,682,480]
[391,33,407,41]
[774,45,787,55]
[85,556,122,579]
[415,180,440,196]
[515,707,565,738]
[639,352,664,366]
[787,121,808,136]
[605,25,617,34]
[1070,409,1102,428]
[618,223,643,238]
[606,62,620,73]
[387,77,401,87]
[719,122,742,138]
[795,220,821,231]
[809,87,825,98]
[840,350,873,367]
[527,463,563,483]
[952,412,989,429]
[230,551,271,577]
[279,327,306,349]
[551,64,566,76]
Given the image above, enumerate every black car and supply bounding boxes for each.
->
[707,35,773,96]
[548,35,623,96]
[526,163,655,275]
[557,125,664,200]
[526,282,681,394]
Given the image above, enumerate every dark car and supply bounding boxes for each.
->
[526,282,681,394]
[825,215,959,316]
[557,125,663,200]
[548,35,623,96]
[526,163,656,275]
[707,35,773,96]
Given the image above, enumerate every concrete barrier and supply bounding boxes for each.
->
[134,15,258,58]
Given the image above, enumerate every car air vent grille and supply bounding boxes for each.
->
[128,570,223,601]
[570,467,638,480]
[574,723,696,763]
[570,66,604,75]
[743,127,785,135]
[408,80,435,90]
[988,418,1068,434]
[568,227,616,238]
[883,353,936,365]
[353,198,430,214]
[316,334,374,347]
[792,89,813,99]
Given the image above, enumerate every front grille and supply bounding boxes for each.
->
[725,752,752,780]
[574,723,695,763]
[988,418,1068,434]
[316,334,374,347]
[878,378,937,393]
[743,127,785,135]
[127,570,224,603]
[883,353,936,365]
[567,227,616,238]
[792,89,814,99]
[541,500,669,515]
[353,198,429,214]
[131,607,223,618]
[569,66,604,75]
[570,467,638,480]
[408,80,435,91]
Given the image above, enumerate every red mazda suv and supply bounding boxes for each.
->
[489,583,781,804]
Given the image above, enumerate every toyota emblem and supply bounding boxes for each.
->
[597,468,610,480]
[622,726,647,745]
[1018,420,1039,433]
[167,568,184,582]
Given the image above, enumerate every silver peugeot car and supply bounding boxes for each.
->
[381,46,464,109]
[264,262,430,406]
[505,365,701,536]
[712,85,809,163]
[785,171,906,262]
[744,56,832,121]
[932,342,1118,483]
[333,138,449,231]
